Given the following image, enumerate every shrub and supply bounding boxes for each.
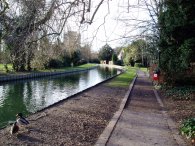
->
[180,118,195,140]
[48,59,63,68]
[115,60,123,66]
[164,86,195,100]
[77,59,87,66]
[135,63,143,67]
[89,58,100,64]
[130,60,135,67]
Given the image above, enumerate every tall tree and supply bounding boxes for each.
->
[98,44,114,63]
[159,0,195,82]
[123,39,148,66]
[0,0,106,71]
[1,0,55,71]
[80,44,91,63]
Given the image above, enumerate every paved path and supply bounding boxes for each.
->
[106,70,186,146]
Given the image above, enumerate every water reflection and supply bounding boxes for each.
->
[0,66,120,128]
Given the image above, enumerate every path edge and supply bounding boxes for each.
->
[154,90,187,146]
[95,76,137,146]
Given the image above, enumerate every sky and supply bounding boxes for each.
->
[5,0,152,52]
[79,0,151,52]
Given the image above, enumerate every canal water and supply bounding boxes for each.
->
[0,66,121,128]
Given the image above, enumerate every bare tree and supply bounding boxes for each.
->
[0,0,106,71]
[63,30,81,58]
[116,0,164,64]
[80,43,91,62]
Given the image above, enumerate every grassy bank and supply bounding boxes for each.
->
[139,67,148,73]
[0,63,98,75]
[39,63,97,72]
[107,67,137,88]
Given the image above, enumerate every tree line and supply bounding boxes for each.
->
[122,0,195,84]
[158,1,195,84]
[0,0,104,72]
[1,0,195,84]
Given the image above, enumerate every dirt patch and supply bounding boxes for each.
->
[0,80,128,146]
[159,91,195,146]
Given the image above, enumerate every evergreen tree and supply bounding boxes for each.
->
[159,0,195,83]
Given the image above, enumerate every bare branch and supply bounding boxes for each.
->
[34,0,56,28]
[87,0,105,24]
[0,0,9,16]
[87,0,91,12]
[80,0,86,24]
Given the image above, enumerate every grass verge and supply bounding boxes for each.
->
[0,63,98,75]
[106,67,137,88]
[139,67,148,73]
[39,63,98,72]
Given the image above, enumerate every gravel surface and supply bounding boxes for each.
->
[160,91,195,146]
[0,80,128,146]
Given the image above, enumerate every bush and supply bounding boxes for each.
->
[164,86,195,100]
[89,58,100,64]
[175,77,195,86]
[115,60,123,66]
[130,60,135,67]
[77,59,87,66]
[135,63,144,67]
[48,59,63,68]
[180,118,195,140]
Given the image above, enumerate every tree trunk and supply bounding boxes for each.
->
[9,43,27,72]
